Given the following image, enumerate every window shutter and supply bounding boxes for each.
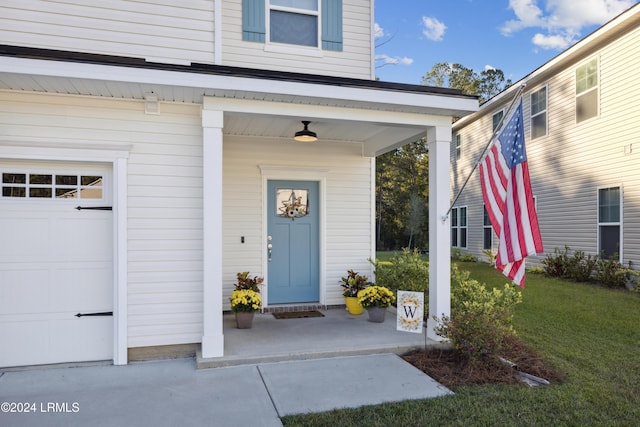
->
[322,0,343,51]
[242,0,265,42]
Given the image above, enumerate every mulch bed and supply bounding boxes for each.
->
[402,335,567,388]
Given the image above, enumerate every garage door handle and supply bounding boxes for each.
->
[75,312,113,317]
[75,206,112,211]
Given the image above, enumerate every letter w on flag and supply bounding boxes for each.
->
[480,99,543,287]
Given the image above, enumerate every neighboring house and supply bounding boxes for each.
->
[451,5,640,271]
[0,1,477,367]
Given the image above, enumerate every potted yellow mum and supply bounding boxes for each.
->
[230,272,263,329]
[230,289,262,328]
[357,285,395,323]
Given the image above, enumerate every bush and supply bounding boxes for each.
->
[527,266,546,275]
[436,264,523,363]
[371,248,429,304]
[594,254,627,288]
[451,248,477,262]
[483,249,496,266]
[542,246,640,289]
[567,250,597,283]
[541,246,570,277]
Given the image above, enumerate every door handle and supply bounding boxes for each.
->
[267,236,273,262]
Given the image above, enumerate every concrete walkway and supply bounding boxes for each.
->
[0,354,452,427]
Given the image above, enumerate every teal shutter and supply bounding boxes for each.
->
[322,0,343,51]
[242,0,265,42]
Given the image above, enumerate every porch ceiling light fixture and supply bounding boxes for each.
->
[294,121,318,142]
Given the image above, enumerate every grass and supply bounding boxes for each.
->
[282,261,640,426]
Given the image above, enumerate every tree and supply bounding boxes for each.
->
[375,63,511,251]
[406,193,426,249]
[422,62,512,104]
[376,139,429,250]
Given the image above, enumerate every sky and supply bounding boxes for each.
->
[374,0,639,85]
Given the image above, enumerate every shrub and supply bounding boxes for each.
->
[460,253,478,262]
[451,248,463,261]
[436,264,522,363]
[594,254,627,288]
[567,250,597,283]
[371,249,429,296]
[541,246,570,277]
[483,249,496,266]
[527,266,546,275]
[451,248,477,262]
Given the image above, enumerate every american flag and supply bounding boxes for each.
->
[480,99,543,287]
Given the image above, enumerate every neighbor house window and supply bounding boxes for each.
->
[576,58,599,122]
[451,206,467,248]
[455,134,461,160]
[242,0,343,50]
[492,110,504,132]
[531,86,548,139]
[483,205,493,250]
[598,186,621,260]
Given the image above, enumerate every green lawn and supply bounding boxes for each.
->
[283,261,640,426]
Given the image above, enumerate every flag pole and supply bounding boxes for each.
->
[443,83,527,222]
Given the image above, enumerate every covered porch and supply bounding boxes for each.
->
[0,47,478,365]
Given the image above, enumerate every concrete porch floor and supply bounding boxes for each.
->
[197,307,447,368]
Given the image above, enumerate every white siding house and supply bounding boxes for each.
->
[0,0,478,368]
[451,4,640,271]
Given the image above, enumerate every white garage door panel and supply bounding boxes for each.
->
[0,269,50,313]
[0,163,113,368]
[53,264,113,311]
[0,316,113,367]
[54,216,113,260]
[0,217,49,259]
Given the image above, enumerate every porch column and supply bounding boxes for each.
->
[201,108,224,357]
[426,125,451,341]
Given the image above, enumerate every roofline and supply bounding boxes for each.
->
[0,44,477,101]
[453,3,639,130]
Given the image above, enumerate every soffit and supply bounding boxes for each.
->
[0,50,479,155]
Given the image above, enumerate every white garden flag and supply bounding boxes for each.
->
[396,291,424,333]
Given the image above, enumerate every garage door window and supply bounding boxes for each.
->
[2,172,103,200]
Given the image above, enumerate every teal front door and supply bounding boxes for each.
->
[267,180,319,304]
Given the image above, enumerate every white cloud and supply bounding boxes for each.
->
[375,54,414,66]
[531,33,575,50]
[501,0,544,35]
[531,32,578,49]
[501,0,635,49]
[421,16,447,41]
[484,64,497,71]
[374,22,385,39]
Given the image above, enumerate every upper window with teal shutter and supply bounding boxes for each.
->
[242,0,266,42]
[321,0,342,51]
[242,0,342,51]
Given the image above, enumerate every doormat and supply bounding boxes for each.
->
[272,311,325,319]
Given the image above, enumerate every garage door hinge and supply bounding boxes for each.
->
[75,312,113,317]
[75,206,112,211]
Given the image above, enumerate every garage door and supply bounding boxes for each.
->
[0,162,113,367]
